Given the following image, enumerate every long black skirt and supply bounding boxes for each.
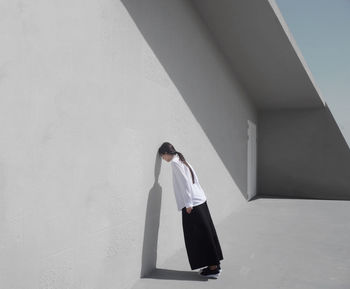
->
[181,200,224,270]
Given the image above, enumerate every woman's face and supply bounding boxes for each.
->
[161,153,174,162]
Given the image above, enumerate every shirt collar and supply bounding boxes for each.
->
[171,153,179,163]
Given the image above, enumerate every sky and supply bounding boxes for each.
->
[275,0,350,142]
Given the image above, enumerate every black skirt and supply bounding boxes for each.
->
[181,200,224,270]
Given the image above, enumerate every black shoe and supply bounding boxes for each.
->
[199,266,220,279]
[200,264,221,273]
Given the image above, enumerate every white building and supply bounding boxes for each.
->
[1,0,349,288]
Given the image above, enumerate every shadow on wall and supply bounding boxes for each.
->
[140,153,162,277]
[258,103,350,199]
[121,0,258,200]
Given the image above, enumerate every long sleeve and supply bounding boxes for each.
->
[172,162,194,208]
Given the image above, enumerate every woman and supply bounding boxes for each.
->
[158,142,224,279]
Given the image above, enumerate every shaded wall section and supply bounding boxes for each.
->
[190,0,326,109]
[258,104,350,199]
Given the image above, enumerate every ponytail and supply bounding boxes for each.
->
[176,151,195,184]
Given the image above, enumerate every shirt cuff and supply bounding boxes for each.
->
[185,202,193,209]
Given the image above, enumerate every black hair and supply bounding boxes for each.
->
[158,142,195,184]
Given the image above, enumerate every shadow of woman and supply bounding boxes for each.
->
[142,268,208,281]
[140,153,163,278]
[140,152,209,282]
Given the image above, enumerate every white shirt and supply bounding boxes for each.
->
[170,154,207,211]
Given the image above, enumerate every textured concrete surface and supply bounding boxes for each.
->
[131,197,350,289]
[0,1,255,288]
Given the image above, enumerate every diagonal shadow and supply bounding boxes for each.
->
[121,0,258,200]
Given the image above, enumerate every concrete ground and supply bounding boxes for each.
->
[131,197,350,289]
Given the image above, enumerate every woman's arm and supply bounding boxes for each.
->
[173,162,194,210]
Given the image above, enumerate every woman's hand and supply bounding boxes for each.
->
[186,207,193,214]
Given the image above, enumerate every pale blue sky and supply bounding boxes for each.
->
[275,0,350,142]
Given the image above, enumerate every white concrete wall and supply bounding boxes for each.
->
[0,0,256,288]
